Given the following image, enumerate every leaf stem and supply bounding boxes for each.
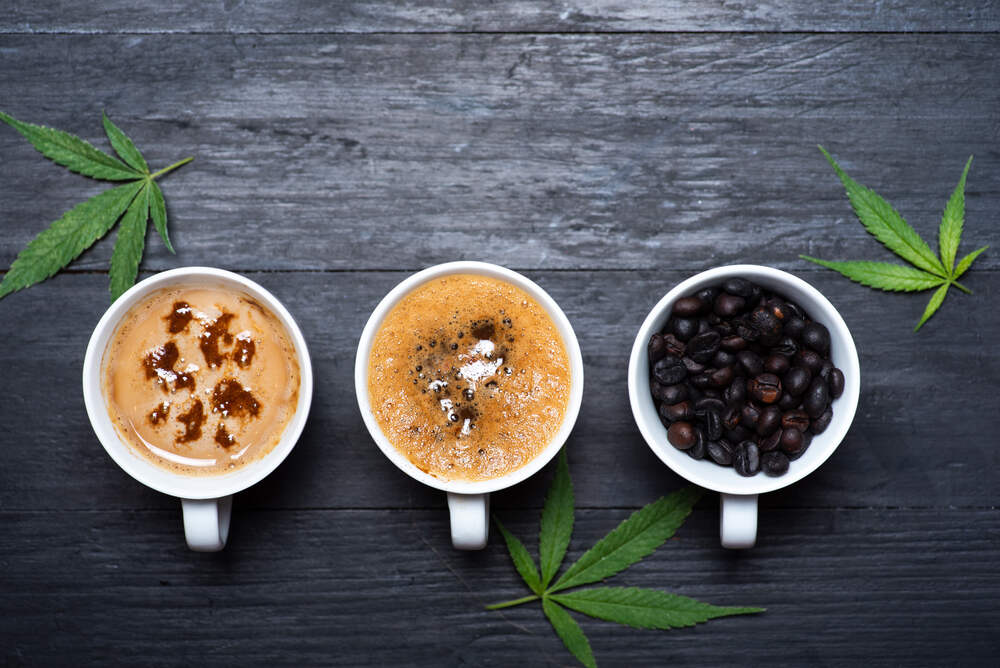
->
[485,594,540,610]
[150,156,193,180]
[951,280,972,295]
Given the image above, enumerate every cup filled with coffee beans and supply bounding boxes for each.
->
[356,261,584,550]
[628,265,859,548]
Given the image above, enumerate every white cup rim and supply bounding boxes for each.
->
[354,261,585,495]
[82,267,314,500]
[628,264,860,495]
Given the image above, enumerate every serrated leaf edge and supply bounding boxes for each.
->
[539,448,574,588]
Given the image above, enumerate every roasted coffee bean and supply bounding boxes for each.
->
[671,317,699,342]
[787,432,812,460]
[765,299,792,322]
[749,373,782,404]
[686,429,708,459]
[819,360,833,379]
[784,316,806,340]
[681,356,706,374]
[690,372,713,389]
[702,388,723,400]
[658,383,688,404]
[724,378,747,405]
[803,377,830,418]
[722,403,742,430]
[757,429,782,452]
[795,349,824,374]
[662,333,686,357]
[653,356,687,385]
[734,441,761,477]
[780,428,805,455]
[703,410,722,441]
[648,333,667,363]
[658,410,671,428]
[762,451,790,476]
[695,397,726,414]
[772,336,799,357]
[687,331,721,364]
[749,284,763,305]
[810,406,833,434]
[737,350,764,376]
[777,392,799,410]
[802,321,831,355]
[764,354,790,375]
[720,335,747,351]
[725,425,751,443]
[714,293,746,317]
[783,366,811,396]
[781,409,810,432]
[756,405,783,436]
[827,367,845,399]
[667,421,697,450]
[673,296,706,317]
[735,320,759,342]
[712,349,736,368]
[661,401,694,422]
[687,386,704,403]
[723,278,754,297]
[750,306,782,341]
[708,366,735,388]
[707,439,734,466]
[740,403,761,429]
[696,287,720,307]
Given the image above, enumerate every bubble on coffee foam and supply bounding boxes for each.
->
[428,379,448,392]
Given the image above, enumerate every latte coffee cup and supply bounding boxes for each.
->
[355,261,584,550]
[83,267,313,551]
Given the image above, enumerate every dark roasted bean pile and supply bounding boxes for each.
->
[648,278,845,477]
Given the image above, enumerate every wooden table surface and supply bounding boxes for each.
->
[2,3,999,666]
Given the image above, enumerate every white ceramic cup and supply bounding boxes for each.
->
[355,261,585,550]
[628,265,860,549]
[83,267,313,552]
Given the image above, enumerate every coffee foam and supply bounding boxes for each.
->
[367,274,571,482]
[102,286,300,476]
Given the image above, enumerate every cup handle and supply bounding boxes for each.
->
[181,496,233,552]
[720,493,757,549]
[447,492,490,550]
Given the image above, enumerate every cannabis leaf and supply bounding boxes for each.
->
[0,111,192,301]
[485,449,763,667]
[802,148,988,331]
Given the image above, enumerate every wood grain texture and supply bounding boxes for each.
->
[1,34,997,272]
[3,0,999,33]
[1,271,995,511]
[2,508,998,666]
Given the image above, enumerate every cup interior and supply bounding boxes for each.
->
[628,265,860,496]
[355,261,585,495]
[82,267,313,500]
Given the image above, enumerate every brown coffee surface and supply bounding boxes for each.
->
[102,286,300,475]
[368,274,571,481]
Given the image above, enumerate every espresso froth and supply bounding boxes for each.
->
[367,274,571,482]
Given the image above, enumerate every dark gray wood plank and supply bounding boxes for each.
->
[1,270,995,511]
[2,34,998,272]
[3,0,998,33]
[2,508,998,666]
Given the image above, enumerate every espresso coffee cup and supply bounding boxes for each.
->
[628,265,860,548]
[83,267,313,551]
[355,261,585,550]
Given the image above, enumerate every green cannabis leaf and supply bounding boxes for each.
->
[485,449,763,667]
[802,148,988,331]
[0,111,192,301]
